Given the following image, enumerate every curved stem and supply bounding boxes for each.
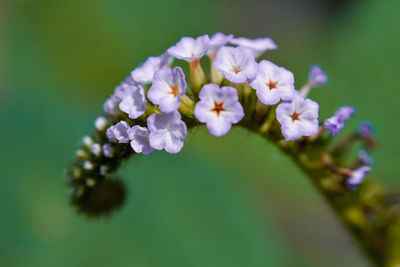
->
[68,101,400,267]
[241,119,400,266]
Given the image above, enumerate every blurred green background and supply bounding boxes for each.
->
[2,0,400,266]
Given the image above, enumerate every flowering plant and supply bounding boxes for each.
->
[67,33,400,266]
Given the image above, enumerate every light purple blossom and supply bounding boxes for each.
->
[147,111,187,153]
[167,35,210,62]
[230,37,277,56]
[194,83,244,137]
[276,93,319,141]
[131,53,172,84]
[359,149,374,165]
[147,67,187,113]
[103,95,120,114]
[118,84,147,119]
[347,166,372,191]
[309,64,328,86]
[106,121,130,143]
[358,121,374,137]
[324,106,355,136]
[213,46,258,83]
[102,143,114,158]
[103,76,145,115]
[250,60,296,105]
[128,126,155,155]
[106,127,116,141]
[207,32,234,59]
[114,79,138,99]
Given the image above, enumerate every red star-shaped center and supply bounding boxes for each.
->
[230,65,241,74]
[289,111,301,122]
[266,80,278,90]
[168,84,180,97]
[210,100,226,117]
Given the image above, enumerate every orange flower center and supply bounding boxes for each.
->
[211,100,226,117]
[266,80,278,90]
[289,111,301,122]
[168,84,180,97]
[230,65,241,74]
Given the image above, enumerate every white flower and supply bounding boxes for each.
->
[276,93,319,141]
[230,37,277,56]
[194,83,244,137]
[207,32,233,60]
[106,121,130,143]
[167,35,210,62]
[147,67,187,113]
[118,84,147,119]
[131,53,172,84]
[147,111,187,153]
[128,126,155,155]
[213,46,258,83]
[250,60,296,105]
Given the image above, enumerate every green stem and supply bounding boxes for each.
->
[243,119,400,267]
[69,102,400,266]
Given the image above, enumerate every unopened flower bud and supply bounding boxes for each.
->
[94,116,108,131]
[83,161,94,170]
[82,136,94,148]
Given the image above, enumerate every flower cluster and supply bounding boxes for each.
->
[102,34,375,189]
[101,33,330,155]
[70,32,376,215]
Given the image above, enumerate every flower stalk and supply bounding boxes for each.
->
[66,33,400,266]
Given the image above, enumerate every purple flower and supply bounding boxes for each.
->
[118,84,147,119]
[308,64,328,86]
[347,166,372,191]
[106,127,116,141]
[128,126,155,155]
[359,149,374,165]
[102,143,114,158]
[207,32,233,60]
[114,79,138,99]
[276,93,319,141]
[358,121,375,137]
[324,106,355,136]
[106,121,130,143]
[131,53,172,84]
[250,60,296,105]
[103,94,120,114]
[147,67,187,113]
[167,35,210,62]
[230,37,277,56]
[213,46,258,83]
[103,76,146,115]
[147,111,187,153]
[194,83,244,137]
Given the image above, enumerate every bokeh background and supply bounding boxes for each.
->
[2,0,400,266]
